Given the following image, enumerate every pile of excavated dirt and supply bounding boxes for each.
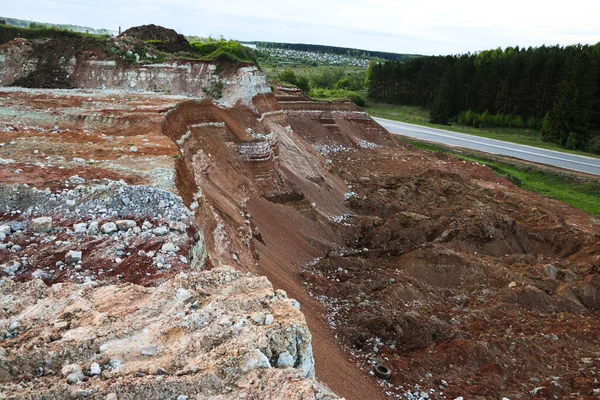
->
[0,182,201,286]
[119,24,190,53]
[10,37,106,89]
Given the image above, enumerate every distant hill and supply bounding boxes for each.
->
[0,16,116,35]
[250,41,420,62]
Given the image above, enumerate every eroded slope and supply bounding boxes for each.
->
[0,73,339,398]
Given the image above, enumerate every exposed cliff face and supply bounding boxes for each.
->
[0,65,340,398]
[0,39,38,86]
[160,87,393,399]
[0,38,269,107]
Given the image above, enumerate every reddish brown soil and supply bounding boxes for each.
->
[291,143,600,399]
[201,89,599,398]
[0,89,196,287]
[0,213,194,287]
[0,88,182,186]
[0,163,147,191]
[4,84,600,399]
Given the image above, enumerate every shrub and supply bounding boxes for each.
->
[278,68,297,85]
[189,39,256,64]
[565,132,579,149]
[586,135,600,154]
[347,92,366,107]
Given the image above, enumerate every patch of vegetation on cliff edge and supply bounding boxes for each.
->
[188,39,257,64]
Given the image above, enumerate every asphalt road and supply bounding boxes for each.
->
[373,117,600,176]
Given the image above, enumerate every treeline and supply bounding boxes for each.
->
[0,16,114,35]
[254,41,418,62]
[367,44,600,153]
[0,23,103,45]
[279,68,365,91]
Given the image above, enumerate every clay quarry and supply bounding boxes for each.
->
[1,25,600,400]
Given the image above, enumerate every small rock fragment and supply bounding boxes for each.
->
[62,364,84,384]
[73,223,87,233]
[176,288,192,302]
[10,221,23,232]
[142,221,153,230]
[239,349,271,373]
[32,269,51,280]
[277,351,295,368]
[69,175,85,184]
[66,373,81,384]
[153,226,168,236]
[65,250,82,264]
[290,299,301,310]
[32,217,53,233]
[544,264,557,280]
[0,225,11,236]
[87,221,99,235]
[90,363,101,376]
[161,242,177,253]
[101,222,117,234]
[54,321,69,330]
[2,261,21,276]
[169,221,186,233]
[62,364,82,377]
[116,220,136,231]
[250,312,265,325]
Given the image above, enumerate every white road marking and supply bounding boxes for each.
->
[373,117,600,175]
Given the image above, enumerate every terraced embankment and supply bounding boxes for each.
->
[0,59,341,398]
[2,31,600,400]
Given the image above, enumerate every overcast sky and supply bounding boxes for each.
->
[3,0,600,55]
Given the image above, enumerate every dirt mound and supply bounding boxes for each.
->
[11,37,104,89]
[120,24,190,53]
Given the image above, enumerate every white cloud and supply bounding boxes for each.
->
[3,0,599,55]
